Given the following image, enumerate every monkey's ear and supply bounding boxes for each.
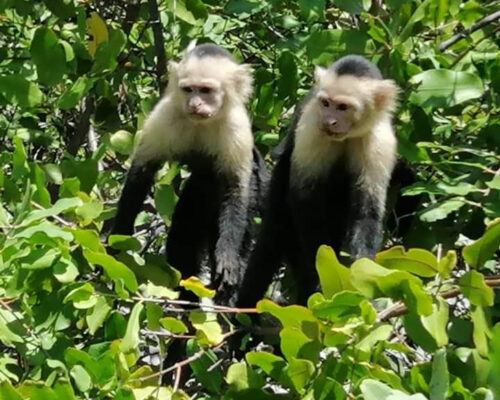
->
[314,66,327,83]
[234,64,253,103]
[168,61,179,73]
[373,79,399,113]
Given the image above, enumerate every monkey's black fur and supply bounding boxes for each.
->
[237,56,402,307]
[112,150,267,305]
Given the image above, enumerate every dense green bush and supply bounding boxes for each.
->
[0,0,499,398]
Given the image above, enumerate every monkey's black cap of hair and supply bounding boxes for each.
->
[330,55,382,80]
[189,43,235,61]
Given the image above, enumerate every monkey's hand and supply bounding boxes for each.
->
[213,251,241,289]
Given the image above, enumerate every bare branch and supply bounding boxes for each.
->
[439,10,500,51]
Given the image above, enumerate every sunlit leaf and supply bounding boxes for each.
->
[459,270,494,307]
[30,27,66,86]
[316,245,355,297]
[463,218,500,269]
[120,302,144,354]
[409,70,484,108]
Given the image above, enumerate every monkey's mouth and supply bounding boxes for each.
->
[188,111,213,120]
[323,129,348,140]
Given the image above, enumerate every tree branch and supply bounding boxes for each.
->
[147,0,167,96]
[378,275,500,321]
[439,10,500,51]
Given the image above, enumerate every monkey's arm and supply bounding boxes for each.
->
[111,160,161,236]
[236,153,291,307]
[213,174,251,289]
[343,186,385,260]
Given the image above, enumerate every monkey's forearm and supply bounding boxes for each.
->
[214,183,250,286]
[111,161,161,236]
[344,189,384,260]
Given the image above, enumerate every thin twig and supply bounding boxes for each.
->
[30,201,75,227]
[378,275,500,321]
[438,10,500,51]
[130,330,237,383]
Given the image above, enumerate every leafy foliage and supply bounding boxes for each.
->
[0,0,499,398]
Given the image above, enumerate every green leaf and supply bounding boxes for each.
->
[285,358,315,394]
[189,311,223,345]
[360,379,428,400]
[53,257,79,283]
[0,75,43,107]
[226,361,265,391]
[395,0,432,43]
[14,221,73,241]
[421,298,449,348]
[72,229,106,252]
[70,365,92,392]
[19,247,59,270]
[316,245,355,297]
[120,302,144,353]
[375,246,438,277]
[437,250,457,278]
[488,324,500,398]
[351,259,433,315]
[0,380,24,400]
[277,51,298,100]
[154,183,178,224]
[84,250,138,292]
[310,291,367,322]
[42,0,76,19]
[256,299,319,339]
[57,77,95,110]
[186,340,223,394]
[409,70,484,108]
[12,136,29,181]
[64,283,97,309]
[429,349,448,400]
[246,351,286,381]
[20,197,83,227]
[86,296,112,335]
[420,198,466,222]
[224,0,267,17]
[108,235,141,251]
[280,326,319,362]
[159,317,188,334]
[30,27,66,86]
[471,306,491,356]
[297,0,325,21]
[166,0,208,25]
[463,218,500,269]
[356,324,393,352]
[306,30,370,65]
[91,28,126,74]
[459,270,494,307]
[333,0,370,14]
[180,276,215,298]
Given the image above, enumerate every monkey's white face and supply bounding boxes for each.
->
[313,68,398,141]
[178,78,225,121]
[315,91,362,141]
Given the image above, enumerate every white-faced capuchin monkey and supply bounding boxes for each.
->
[111,44,267,305]
[237,55,399,307]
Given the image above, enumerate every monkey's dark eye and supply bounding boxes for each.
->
[182,87,193,93]
[200,87,212,94]
[321,99,329,107]
[337,103,348,111]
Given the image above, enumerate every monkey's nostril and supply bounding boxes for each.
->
[330,120,337,126]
